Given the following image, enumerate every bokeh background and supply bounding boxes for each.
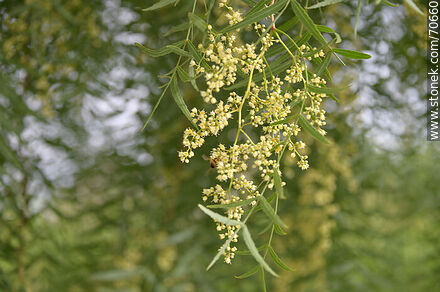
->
[0,0,438,291]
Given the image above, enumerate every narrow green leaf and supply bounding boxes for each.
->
[274,224,287,235]
[255,193,276,212]
[164,22,190,36]
[258,196,287,229]
[333,48,371,59]
[177,66,190,82]
[307,84,344,95]
[241,0,257,6]
[235,266,259,279]
[241,226,278,277]
[143,0,177,12]
[170,77,198,128]
[307,0,344,9]
[268,247,294,271]
[296,31,312,47]
[135,42,172,58]
[278,16,299,31]
[258,222,274,235]
[187,40,212,70]
[381,0,399,7]
[188,12,208,32]
[316,53,332,76]
[222,0,288,33]
[404,0,423,15]
[188,63,199,91]
[166,45,192,58]
[135,41,186,58]
[207,197,257,209]
[328,93,339,102]
[266,44,286,59]
[290,0,328,47]
[298,115,330,144]
[198,204,243,226]
[187,41,202,62]
[273,168,285,200]
[316,25,337,34]
[317,25,342,43]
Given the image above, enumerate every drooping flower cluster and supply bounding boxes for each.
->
[194,23,270,105]
[178,1,330,264]
[178,98,240,163]
[202,184,245,264]
[219,0,243,26]
[305,74,328,136]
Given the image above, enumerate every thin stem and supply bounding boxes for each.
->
[17,172,27,292]
[227,49,265,195]
[240,129,255,145]
[141,0,197,131]
[274,31,295,60]
[276,28,301,52]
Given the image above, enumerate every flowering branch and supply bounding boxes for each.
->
[138,0,372,284]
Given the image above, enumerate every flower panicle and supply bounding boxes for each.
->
[178,0,329,264]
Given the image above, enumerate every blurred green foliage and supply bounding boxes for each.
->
[0,0,438,291]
